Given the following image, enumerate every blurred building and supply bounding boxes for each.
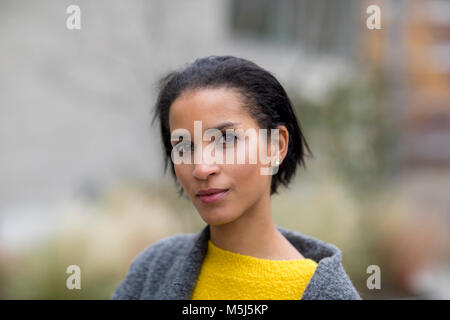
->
[361,0,450,298]
[0,0,360,211]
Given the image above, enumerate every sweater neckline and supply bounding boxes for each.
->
[205,240,318,281]
[208,240,309,262]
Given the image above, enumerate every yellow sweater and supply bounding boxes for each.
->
[191,240,318,300]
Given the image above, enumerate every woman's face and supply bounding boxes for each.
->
[169,87,283,226]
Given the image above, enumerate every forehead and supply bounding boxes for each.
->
[169,87,255,131]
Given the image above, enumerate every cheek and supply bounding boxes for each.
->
[174,165,192,192]
[227,137,271,194]
[229,162,269,196]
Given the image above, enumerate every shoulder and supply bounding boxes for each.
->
[134,233,195,265]
[277,226,342,262]
[302,254,362,300]
[111,232,196,300]
[277,226,362,300]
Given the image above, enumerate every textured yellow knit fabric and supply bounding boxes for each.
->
[191,240,318,300]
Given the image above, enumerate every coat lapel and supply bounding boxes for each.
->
[160,225,210,299]
[161,224,360,300]
[277,226,361,300]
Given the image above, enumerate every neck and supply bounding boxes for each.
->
[209,189,292,260]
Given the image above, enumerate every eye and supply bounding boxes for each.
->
[174,142,193,154]
[217,132,237,146]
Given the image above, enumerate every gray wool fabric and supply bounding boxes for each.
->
[112,224,362,300]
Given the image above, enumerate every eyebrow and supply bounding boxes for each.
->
[171,121,241,146]
[207,121,241,131]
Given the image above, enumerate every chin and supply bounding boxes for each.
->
[198,209,240,227]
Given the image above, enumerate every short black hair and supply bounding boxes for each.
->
[151,55,312,196]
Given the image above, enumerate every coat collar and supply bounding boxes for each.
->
[160,224,360,300]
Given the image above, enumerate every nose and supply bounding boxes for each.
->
[192,146,220,180]
[192,162,220,180]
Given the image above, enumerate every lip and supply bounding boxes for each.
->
[196,188,229,204]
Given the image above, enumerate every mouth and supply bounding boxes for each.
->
[196,188,230,204]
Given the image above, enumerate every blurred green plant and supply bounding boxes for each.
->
[290,68,398,198]
[0,182,200,299]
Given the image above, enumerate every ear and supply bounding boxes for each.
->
[270,125,289,165]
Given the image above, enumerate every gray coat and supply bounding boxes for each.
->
[112,224,362,300]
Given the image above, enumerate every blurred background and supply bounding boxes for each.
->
[1,0,449,299]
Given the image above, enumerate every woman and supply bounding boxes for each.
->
[112,56,361,300]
